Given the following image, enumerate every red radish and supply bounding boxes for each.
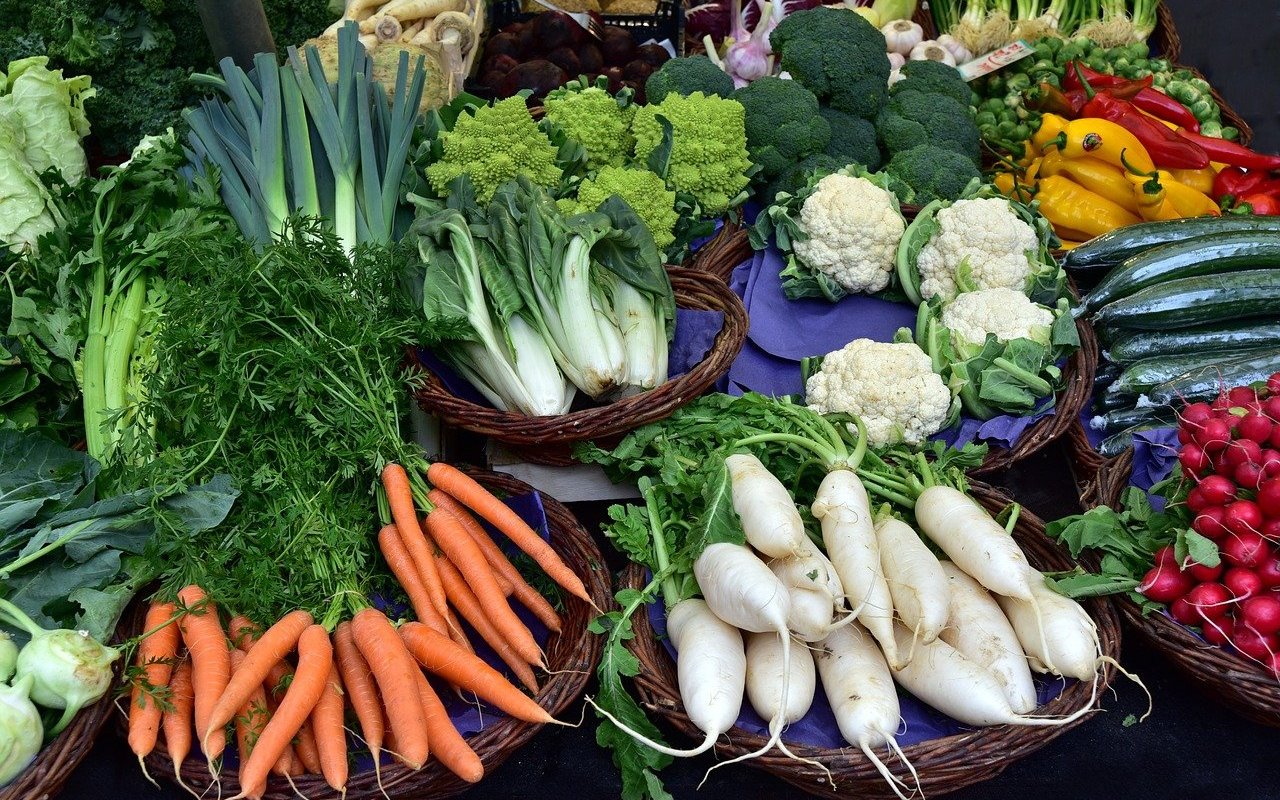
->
[1262,395,1280,421]
[1225,567,1264,599]
[1169,597,1199,625]
[1153,545,1178,568]
[1231,627,1277,661]
[1186,487,1209,514]
[1224,529,1268,567]
[1270,424,1280,449]
[1197,475,1237,506]
[1202,616,1234,646]
[1258,479,1280,518]
[1267,652,1280,676]
[1267,372,1280,396]
[1181,402,1214,432]
[1214,455,1235,478]
[1212,393,1231,412]
[1226,438,1262,468]
[1185,582,1232,620]
[1197,418,1233,452]
[1230,386,1258,407]
[1241,595,1280,635]
[1139,564,1193,604]
[1263,519,1280,542]
[1193,506,1228,540]
[1179,443,1210,475]
[1261,449,1280,479]
[1256,557,1280,589]
[1236,461,1265,490]
[1181,558,1222,582]
[1225,501,1264,538]
[1240,412,1274,444]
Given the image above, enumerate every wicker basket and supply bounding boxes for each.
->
[0,688,115,800]
[1150,2,1181,61]
[412,267,747,465]
[688,220,752,282]
[122,469,612,799]
[1093,450,1280,727]
[622,480,1121,798]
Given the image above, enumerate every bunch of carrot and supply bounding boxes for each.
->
[124,461,592,800]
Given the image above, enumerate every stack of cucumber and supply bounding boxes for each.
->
[1066,216,1280,456]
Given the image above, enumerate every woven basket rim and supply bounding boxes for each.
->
[1094,450,1280,726]
[119,468,612,800]
[622,480,1123,798]
[411,266,747,449]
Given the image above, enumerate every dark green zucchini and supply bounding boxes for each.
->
[1100,423,1176,458]
[1147,351,1280,406]
[1091,405,1177,435]
[1107,320,1280,363]
[1062,216,1280,273]
[1082,231,1280,312]
[1092,269,1280,331]
[1093,361,1123,391]
[1095,386,1135,412]
[1111,347,1273,395]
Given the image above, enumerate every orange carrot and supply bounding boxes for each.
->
[311,659,348,791]
[445,607,474,654]
[351,608,430,769]
[426,462,591,604]
[206,610,313,746]
[378,524,447,635]
[229,651,289,781]
[383,463,450,620]
[430,490,561,633]
[410,669,483,783]
[234,625,332,799]
[162,657,194,780]
[426,507,542,666]
[177,585,231,760]
[294,721,323,774]
[128,601,181,761]
[226,615,261,651]
[399,622,553,724]
[255,663,298,777]
[433,553,539,693]
[333,622,384,759]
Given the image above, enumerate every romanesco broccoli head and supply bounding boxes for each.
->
[645,56,736,104]
[875,89,980,162]
[769,7,891,120]
[425,96,562,202]
[886,144,981,205]
[561,166,679,250]
[819,107,883,171]
[543,82,636,171]
[732,76,831,181]
[631,91,752,215]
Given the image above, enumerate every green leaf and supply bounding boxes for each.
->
[644,115,674,179]
[687,458,746,554]
[0,428,97,533]
[1183,529,1220,568]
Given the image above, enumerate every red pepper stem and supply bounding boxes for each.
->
[1074,62,1096,101]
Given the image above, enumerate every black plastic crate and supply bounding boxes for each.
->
[487,0,684,52]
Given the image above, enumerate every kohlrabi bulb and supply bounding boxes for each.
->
[0,675,43,786]
[0,634,17,684]
[15,629,118,727]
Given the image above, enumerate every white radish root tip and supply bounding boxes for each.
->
[585,697,722,757]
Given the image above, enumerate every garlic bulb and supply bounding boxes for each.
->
[888,51,906,70]
[909,40,957,66]
[936,34,973,65]
[881,19,924,56]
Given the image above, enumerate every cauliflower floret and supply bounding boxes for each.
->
[940,288,1055,350]
[915,197,1038,301]
[805,339,952,447]
[793,173,905,294]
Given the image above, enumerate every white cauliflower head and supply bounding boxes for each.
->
[805,339,953,448]
[793,173,906,295]
[915,197,1039,301]
[940,288,1056,350]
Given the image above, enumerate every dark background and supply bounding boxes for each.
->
[57,2,1280,797]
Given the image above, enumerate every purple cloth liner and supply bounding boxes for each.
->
[645,595,1067,749]
[221,492,554,773]
[720,248,1057,449]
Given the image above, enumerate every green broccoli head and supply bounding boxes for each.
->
[885,144,982,205]
[761,152,845,205]
[631,92,752,216]
[645,56,736,104]
[732,76,831,181]
[890,60,972,108]
[875,89,980,163]
[818,107,882,171]
[770,7,890,120]
[544,79,636,170]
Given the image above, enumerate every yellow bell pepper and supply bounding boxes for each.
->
[1032,114,1070,153]
[1157,171,1222,217]
[1044,118,1158,179]
[1023,157,1043,184]
[1166,166,1217,195]
[1036,175,1143,237]
[1038,151,1139,213]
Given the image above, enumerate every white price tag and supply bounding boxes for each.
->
[959,40,1037,82]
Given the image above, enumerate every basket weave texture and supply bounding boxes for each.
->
[120,469,611,799]
[1094,450,1280,728]
[623,481,1122,799]
[411,266,748,465]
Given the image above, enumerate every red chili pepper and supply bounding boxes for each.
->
[1241,193,1280,215]
[1176,129,1280,171]
[1080,93,1211,169]
[1212,166,1269,200]
[1131,88,1200,132]
[1063,62,1153,98]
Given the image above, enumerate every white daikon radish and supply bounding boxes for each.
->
[813,470,899,668]
[888,624,1096,728]
[745,632,816,728]
[815,623,917,800]
[876,516,949,650]
[997,569,1101,681]
[914,486,1039,601]
[938,561,1038,714]
[726,454,809,559]
[768,543,847,642]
